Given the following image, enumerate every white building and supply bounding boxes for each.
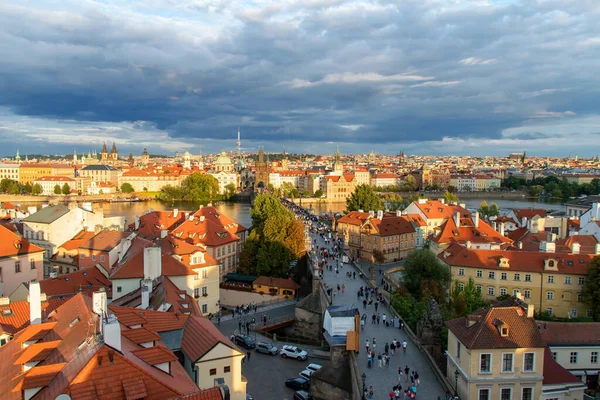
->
[33,176,76,195]
[0,163,19,181]
[208,152,239,194]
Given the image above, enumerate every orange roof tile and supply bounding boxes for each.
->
[111,250,197,279]
[13,340,62,364]
[109,306,189,332]
[430,216,511,246]
[181,316,240,363]
[538,321,600,345]
[253,276,300,290]
[59,231,96,251]
[129,210,188,240]
[40,266,112,298]
[170,388,223,400]
[0,298,65,335]
[132,346,178,366]
[79,231,131,251]
[0,224,44,258]
[337,211,371,226]
[122,327,162,345]
[170,206,245,248]
[13,362,67,391]
[412,200,471,220]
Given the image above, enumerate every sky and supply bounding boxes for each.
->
[1,0,600,157]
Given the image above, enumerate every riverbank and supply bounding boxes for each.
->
[0,193,144,203]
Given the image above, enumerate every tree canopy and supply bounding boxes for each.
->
[442,190,458,204]
[478,200,499,218]
[0,179,21,195]
[32,184,42,195]
[54,185,61,195]
[450,278,486,317]
[582,256,600,322]
[158,173,219,203]
[402,249,451,301]
[121,182,135,193]
[346,184,382,212]
[61,183,71,195]
[239,193,306,277]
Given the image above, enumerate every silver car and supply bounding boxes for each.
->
[255,341,278,355]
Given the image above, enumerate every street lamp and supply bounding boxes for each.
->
[454,369,460,397]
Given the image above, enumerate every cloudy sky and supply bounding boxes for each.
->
[1,0,600,157]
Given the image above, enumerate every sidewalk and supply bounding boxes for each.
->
[218,299,298,322]
[314,232,446,399]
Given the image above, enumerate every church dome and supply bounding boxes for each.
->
[215,151,232,165]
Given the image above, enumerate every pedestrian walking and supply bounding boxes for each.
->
[363,299,367,309]
[374,301,379,312]
[414,371,420,386]
[398,366,403,382]
[342,284,345,293]
[404,366,410,382]
[378,352,383,368]
[372,337,377,350]
[246,350,251,363]
[353,271,356,279]
[391,341,396,355]
[382,313,386,326]
[372,313,376,324]
[365,339,370,353]
[402,340,407,354]
[360,317,365,331]
[385,342,389,354]
[377,313,381,325]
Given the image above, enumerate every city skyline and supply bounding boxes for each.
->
[1,1,600,156]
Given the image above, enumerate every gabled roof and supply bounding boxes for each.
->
[430,216,511,246]
[411,199,471,220]
[555,234,599,254]
[367,215,416,236]
[181,316,240,363]
[542,347,584,386]
[40,266,112,298]
[538,321,600,346]
[169,206,244,247]
[81,164,118,171]
[22,205,71,224]
[513,209,547,221]
[111,248,196,279]
[129,210,188,240]
[337,211,371,227]
[0,298,66,336]
[445,305,546,350]
[109,306,189,332]
[0,224,45,258]
[79,230,130,251]
[58,230,96,251]
[439,243,594,274]
[169,387,224,400]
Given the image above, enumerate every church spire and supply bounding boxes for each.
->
[102,142,108,153]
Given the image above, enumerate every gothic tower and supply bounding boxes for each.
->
[333,146,344,175]
[254,146,270,190]
[101,142,108,163]
[110,142,118,163]
[141,148,150,167]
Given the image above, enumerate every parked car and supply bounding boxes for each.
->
[294,390,314,400]
[234,334,256,349]
[280,345,308,360]
[299,369,314,380]
[285,377,310,391]
[255,341,278,355]
[306,363,322,373]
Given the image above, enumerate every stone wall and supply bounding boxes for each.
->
[294,293,322,340]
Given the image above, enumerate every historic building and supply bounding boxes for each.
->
[254,147,270,189]
[208,152,239,194]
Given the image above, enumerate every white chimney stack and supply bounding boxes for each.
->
[595,243,600,255]
[396,210,402,217]
[499,222,505,237]
[439,198,445,204]
[572,242,581,255]
[492,221,497,231]
[173,208,179,218]
[135,216,141,230]
[540,242,555,253]
[474,211,480,228]
[160,230,168,239]
[29,281,42,325]
[92,288,107,317]
[521,216,528,228]
[377,210,383,220]
[103,314,122,351]
[143,247,162,281]
[466,240,472,249]
[140,279,152,309]
[369,210,375,217]
[527,303,535,318]
[454,212,460,227]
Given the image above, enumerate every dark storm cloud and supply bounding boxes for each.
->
[1,0,600,155]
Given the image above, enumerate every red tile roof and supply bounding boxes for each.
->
[181,316,240,363]
[0,224,45,258]
[542,347,583,385]
[13,362,67,391]
[111,249,197,279]
[513,209,547,221]
[412,200,471,220]
[169,388,224,400]
[337,211,371,226]
[79,231,131,251]
[431,216,511,247]
[109,306,189,332]
[132,346,178,366]
[0,298,66,335]
[368,215,416,236]
[59,231,96,251]
[445,305,546,349]
[537,321,600,345]
[253,276,300,290]
[170,206,246,248]
[129,210,188,240]
[40,266,112,298]
[439,243,594,275]
[122,327,162,345]
[555,234,599,254]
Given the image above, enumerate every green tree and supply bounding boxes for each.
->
[528,185,544,197]
[390,293,427,332]
[346,184,382,212]
[121,182,135,193]
[314,189,323,198]
[478,201,499,218]
[447,185,457,193]
[160,172,219,203]
[280,182,296,197]
[402,175,418,191]
[61,183,71,195]
[32,184,42,195]
[582,256,600,321]
[382,193,403,210]
[8,182,21,195]
[372,249,385,264]
[442,190,458,204]
[23,183,32,194]
[225,183,236,199]
[54,185,61,195]
[450,278,486,317]
[402,249,451,300]
[158,185,183,202]
[0,179,21,194]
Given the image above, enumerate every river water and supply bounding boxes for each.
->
[15,197,564,229]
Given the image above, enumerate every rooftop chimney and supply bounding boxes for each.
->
[418,198,427,204]
[492,221,497,231]
[92,288,107,317]
[29,282,42,325]
[160,230,168,239]
[173,208,179,218]
[518,241,523,249]
[474,211,480,228]
[103,314,122,351]
[521,216,528,228]
[527,303,535,318]
[135,216,140,230]
[595,243,600,255]
[466,240,472,249]
[454,212,460,227]
[571,242,581,254]
[396,210,402,217]
[540,241,555,253]
[140,279,152,309]
[459,203,466,209]
[189,215,194,221]
[377,210,383,220]
[358,209,364,213]
[369,210,375,217]
[439,198,445,204]
[499,222,505,237]
[143,247,162,281]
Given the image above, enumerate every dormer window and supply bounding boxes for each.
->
[501,326,509,337]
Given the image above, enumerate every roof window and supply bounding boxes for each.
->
[69,317,80,328]
[2,309,13,316]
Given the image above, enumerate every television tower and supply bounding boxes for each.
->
[236,127,241,154]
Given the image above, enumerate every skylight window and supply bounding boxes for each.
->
[2,309,13,316]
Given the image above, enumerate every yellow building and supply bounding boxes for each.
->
[321,173,357,201]
[445,299,585,400]
[440,244,594,319]
[253,276,300,298]
[19,163,74,185]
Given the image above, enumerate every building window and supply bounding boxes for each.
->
[524,289,531,299]
[502,353,513,372]
[500,388,512,400]
[587,309,593,317]
[479,353,491,373]
[476,285,482,293]
[522,388,533,400]
[579,277,585,285]
[202,270,208,279]
[523,353,535,372]
[546,308,553,315]
[476,270,482,278]
[500,288,507,296]
[501,272,507,280]
[548,275,554,283]
[209,368,216,376]
[488,287,495,296]
[513,289,520,296]
[202,286,207,296]
[591,352,598,364]
[569,352,578,364]
[514,273,520,281]
[224,366,231,373]
[92,254,96,261]
[564,276,571,284]
[15,261,20,273]
[546,291,554,300]
[577,294,584,302]
[525,274,531,282]
[570,309,578,318]
[458,268,464,276]
[100,255,105,262]
[117,286,122,293]
[30,260,36,270]
[194,288,199,298]
[202,304,208,314]
[458,283,465,291]
[456,341,461,359]
[489,272,495,279]
[478,388,490,400]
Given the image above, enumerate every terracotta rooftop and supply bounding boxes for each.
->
[58,230,96,251]
[132,345,178,366]
[122,327,162,345]
[79,230,131,251]
[0,298,65,336]
[367,214,416,236]
[412,200,471,220]
[445,305,546,350]
[537,321,600,345]
[253,276,300,290]
[513,209,547,221]
[0,224,45,258]
[109,306,189,332]
[169,387,224,400]
[430,216,511,246]
[40,265,112,298]
[129,210,188,240]
[542,347,584,386]
[337,211,371,227]
[111,249,197,279]
[181,316,240,363]
[169,206,245,248]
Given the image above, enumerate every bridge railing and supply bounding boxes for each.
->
[251,314,295,331]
